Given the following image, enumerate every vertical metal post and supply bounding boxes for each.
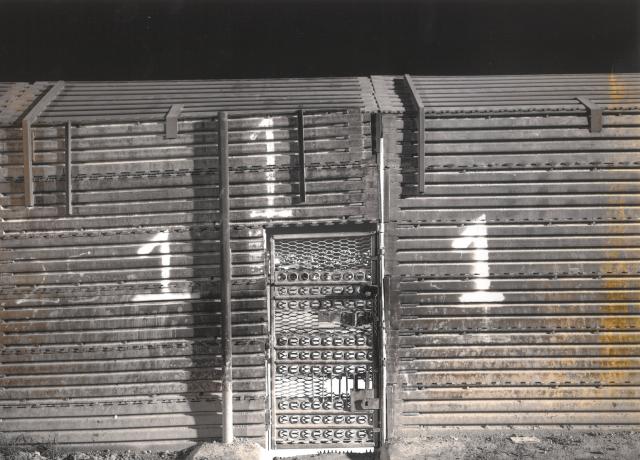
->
[20,81,66,208]
[268,236,277,449]
[297,109,306,202]
[65,121,73,215]
[372,112,382,159]
[22,121,34,207]
[417,106,425,194]
[219,111,233,443]
[375,111,388,445]
[404,74,425,194]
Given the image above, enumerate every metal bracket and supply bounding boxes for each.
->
[21,81,65,207]
[350,389,380,411]
[297,109,306,202]
[165,104,183,139]
[576,96,603,133]
[404,74,425,194]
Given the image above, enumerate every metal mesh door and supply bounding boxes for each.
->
[270,233,380,448]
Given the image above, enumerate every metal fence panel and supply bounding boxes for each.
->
[378,73,640,435]
[0,105,376,449]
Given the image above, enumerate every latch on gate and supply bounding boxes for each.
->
[317,310,373,328]
[350,389,380,411]
[360,285,378,299]
[317,310,341,328]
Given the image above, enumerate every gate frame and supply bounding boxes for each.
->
[264,223,384,451]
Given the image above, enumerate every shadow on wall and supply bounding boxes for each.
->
[119,119,224,445]
[185,120,224,443]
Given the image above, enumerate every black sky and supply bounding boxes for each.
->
[0,0,638,81]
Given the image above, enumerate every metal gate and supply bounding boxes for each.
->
[269,232,380,448]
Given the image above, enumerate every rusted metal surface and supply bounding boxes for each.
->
[3,73,640,449]
[0,80,376,450]
[376,73,640,435]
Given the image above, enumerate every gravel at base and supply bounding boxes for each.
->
[2,431,639,460]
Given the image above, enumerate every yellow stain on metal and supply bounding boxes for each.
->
[608,73,625,101]
[597,200,638,385]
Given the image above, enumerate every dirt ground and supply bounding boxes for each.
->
[1,431,639,460]
[376,430,640,460]
[277,430,640,460]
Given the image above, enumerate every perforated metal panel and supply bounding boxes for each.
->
[270,232,380,448]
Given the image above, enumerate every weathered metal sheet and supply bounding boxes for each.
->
[1,113,226,449]
[0,83,49,127]
[1,93,376,449]
[5,72,640,448]
[29,78,378,124]
[372,74,640,114]
[376,74,640,435]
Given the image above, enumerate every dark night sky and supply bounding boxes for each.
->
[0,0,638,81]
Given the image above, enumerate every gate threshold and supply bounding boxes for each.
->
[270,447,374,458]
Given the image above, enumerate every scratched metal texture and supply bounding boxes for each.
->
[0,86,376,450]
[376,74,640,436]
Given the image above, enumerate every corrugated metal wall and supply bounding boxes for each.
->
[36,78,377,124]
[0,84,376,449]
[0,83,48,126]
[3,73,640,449]
[1,118,227,449]
[375,74,640,435]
